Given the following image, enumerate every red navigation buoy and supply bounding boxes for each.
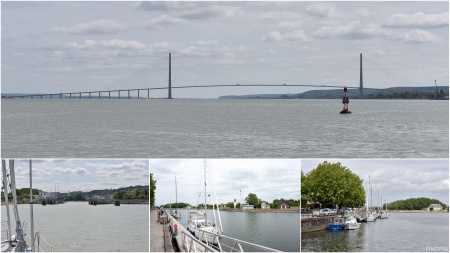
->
[340,86,352,114]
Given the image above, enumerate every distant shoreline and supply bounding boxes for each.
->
[389,210,448,213]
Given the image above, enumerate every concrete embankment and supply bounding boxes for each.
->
[301,216,335,233]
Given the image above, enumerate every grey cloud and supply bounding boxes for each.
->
[262,30,313,42]
[53,167,92,176]
[49,19,127,34]
[392,29,443,43]
[383,12,449,28]
[306,3,341,18]
[136,15,185,29]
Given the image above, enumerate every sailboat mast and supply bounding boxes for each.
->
[175,176,177,209]
[30,160,35,252]
[2,160,12,241]
[204,160,207,219]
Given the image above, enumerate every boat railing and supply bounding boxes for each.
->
[2,232,9,243]
[34,232,53,252]
[197,229,283,252]
[181,230,218,252]
[23,232,53,252]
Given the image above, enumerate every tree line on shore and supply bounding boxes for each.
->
[2,185,148,202]
[159,195,300,209]
[384,197,447,210]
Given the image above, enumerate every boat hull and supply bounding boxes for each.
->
[328,224,344,230]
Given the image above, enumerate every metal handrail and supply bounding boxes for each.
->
[198,229,283,252]
[181,230,218,252]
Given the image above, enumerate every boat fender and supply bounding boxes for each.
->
[212,223,216,227]
[174,224,178,236]
[197,223,201,228]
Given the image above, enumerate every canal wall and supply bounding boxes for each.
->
[301,216,335,233]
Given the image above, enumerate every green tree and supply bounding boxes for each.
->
[245,193,258,206]
[74,192,84,201]
[236,203,241,208]
[150,173,156,206]
[226,202,235,208]
[302,161,365,208]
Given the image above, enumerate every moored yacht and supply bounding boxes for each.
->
[186,160,223,245]
[344,216,360,230]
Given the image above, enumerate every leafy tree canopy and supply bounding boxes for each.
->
[301,161,365,208]
[150,173,156,206]
[245,193,258,205]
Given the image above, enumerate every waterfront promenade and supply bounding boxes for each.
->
[150,210,173,252]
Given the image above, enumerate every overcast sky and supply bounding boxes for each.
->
[4,159,149,193]
[150,159,300,206]
[302,159,449,206]
[1,2,448,98]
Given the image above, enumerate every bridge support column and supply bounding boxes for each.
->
[118,91,120,99]
[89,92,91,99]
[40,95,43,99]
[79,93,82,99]
[148,89,149,99]
[128,90,130,99]
[138,90,140,99]
[109,91,110,99]
[60,94,62,99]
[99,92,101,99]
[360,53,363,99]
[168,53,172,99]
[70,94,72,99]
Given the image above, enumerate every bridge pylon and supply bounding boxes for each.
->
[168,53,172,99]
[360,53,363,99]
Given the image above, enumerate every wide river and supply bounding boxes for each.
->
[153,209,300,252]
[301,212,449,252]
[2,99,448,158]
[1,202,149,252]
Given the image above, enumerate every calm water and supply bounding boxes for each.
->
[301,213,449,252]
[155,209,300,252]
[1,202,149,252]
[2,99,448,158]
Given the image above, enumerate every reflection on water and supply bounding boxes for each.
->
[301,213,449,252]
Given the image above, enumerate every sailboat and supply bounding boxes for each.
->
[187,160,223,245]
[366,175,376,222]
[2,160,53,252]
[379,176,390,219]
[172,176,181,220]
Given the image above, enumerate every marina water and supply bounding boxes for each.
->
[1,202,149,252]
[162,209,300,252]
[301,212,449,252]
[2,99,448,158]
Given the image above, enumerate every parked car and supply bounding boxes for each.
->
[323,208,330,216]
[312,210,320,217]
[319,209,326,217]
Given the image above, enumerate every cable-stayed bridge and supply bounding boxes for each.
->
[5,53,426,99]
